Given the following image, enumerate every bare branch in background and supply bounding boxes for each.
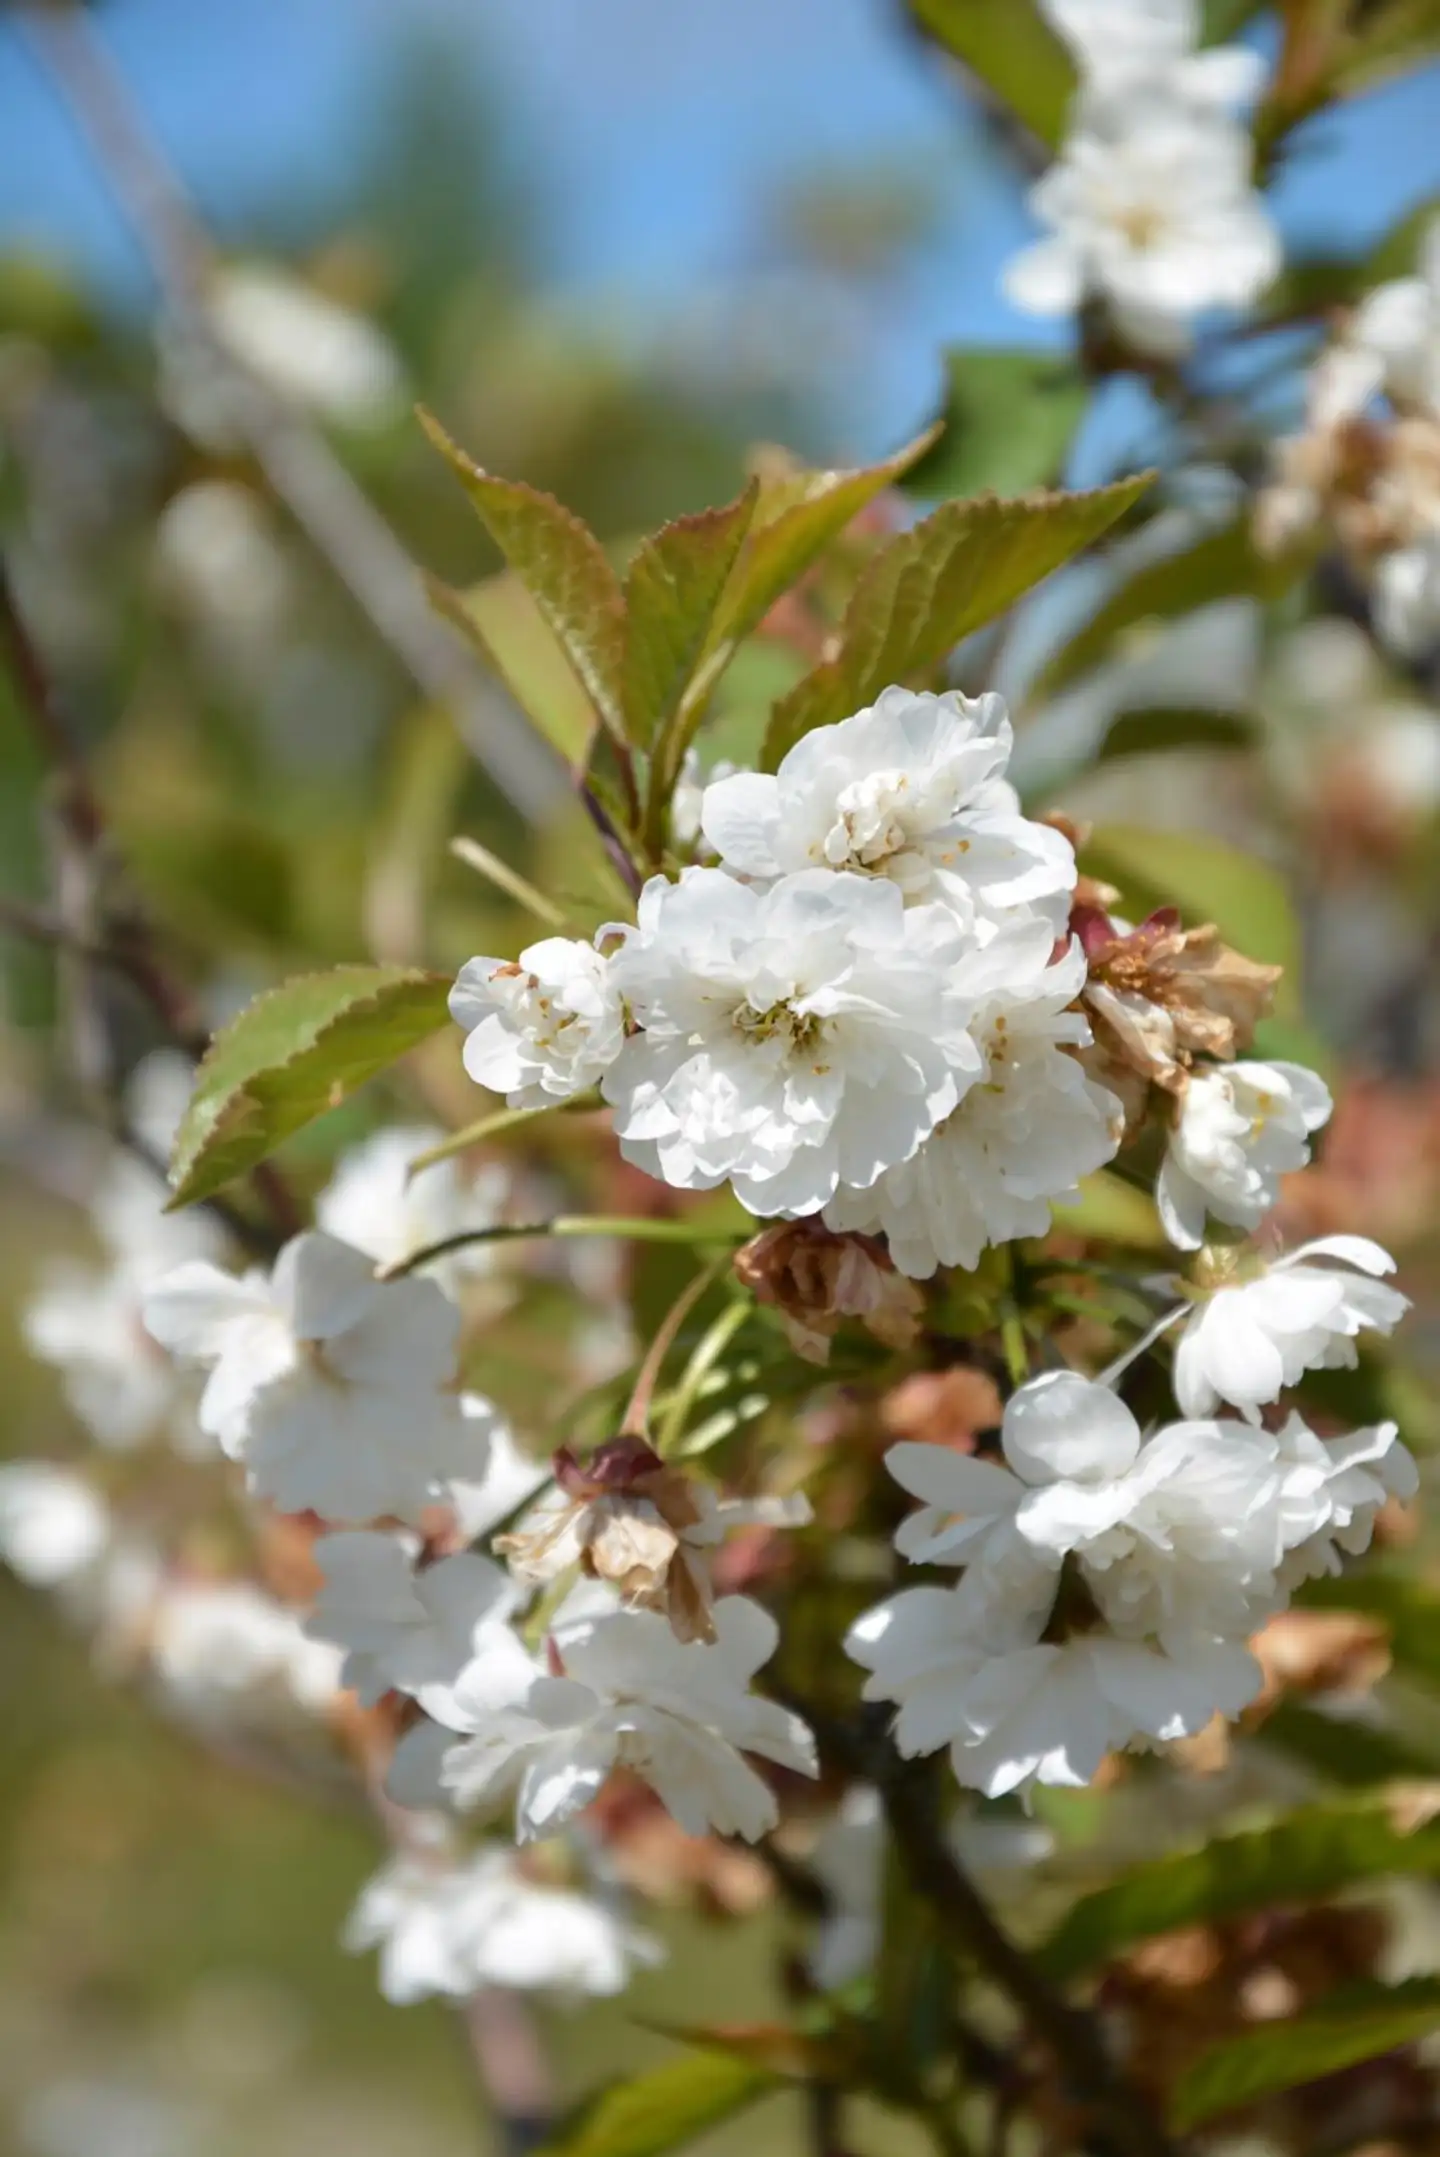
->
[13,0,568,828]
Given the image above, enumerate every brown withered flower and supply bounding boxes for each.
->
[1258,405,1440,570]
[496,1437,808,1645]
[733,1219,923,1365]
[1074,903,1281,1129]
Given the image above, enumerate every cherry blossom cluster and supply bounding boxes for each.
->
[5,1089,664,2007]
[1004,0,1279,356]
[1260,217,1440,661]
[850,1338,1414,1798]
[454,685,1122,1277]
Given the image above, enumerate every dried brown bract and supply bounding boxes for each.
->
[498,1436,717,1642]
[1074,903,1281,1129]
[734,1219,923,1365]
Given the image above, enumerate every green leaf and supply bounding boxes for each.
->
[714,427,941,648]
[421,410,627,739]
[622,483,758,749]
[535,2050,779,2157]
[1079,823,1303,1023]
[168,966,453,1208]
[1094,706,1255,764]
[1266,1702,1440,1788]
[1202,0,1266,34]
[907,350,1086,501]
[1040,1802,1440,1984]
[1037,519,1294,698]
[1172,1978,1440,2132]
[763,472,1151,769]
[428,570,596,764]
[908,0,1077,147]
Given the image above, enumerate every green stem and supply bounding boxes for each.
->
[655,1294,750,1456]
[448,835,572,930]
[378,1214,744,1280]
[407,1093,601,1172]
[621,1249,732,1440]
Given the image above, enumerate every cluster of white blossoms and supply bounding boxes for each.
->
[23,1055,226,1453]
[345,1830,661,2006]
[851,1281,1415,1799]
[1005,0,1279,355]
[1264,218,1440,660]
[455,685,1123,1277]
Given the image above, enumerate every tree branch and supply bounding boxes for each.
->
[880,1769,1177,2157]
[782,1691,1178,2157]
[14,0,566,826]
[0,555,299,1251]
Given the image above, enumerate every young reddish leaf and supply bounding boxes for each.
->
[713,426,940,648]
[420,409,627,738]
[622,482,758,749]
[168,966,453,1208]
[763,472,1151,768]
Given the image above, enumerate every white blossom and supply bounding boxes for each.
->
[1040,0,1267,110]
[604,867,984,1216]
[307,1532,522,1707]
[1376,532,1440,659]
[1338,218,1440,421]
[849,1591,1261,1797]
[1172,1235,1411,1421]
[884,1370,1286,1648]
[699,687,1073,928]
[212,265,405,428]
[671,745,734,855]
[824,926,1121,1277]
[451,935,625,1108]
[1005,91,1279,355]
[345,1838,660,2004]
[1158,1059,1333,1251]
[24,1057,225,1453]
[1274,1414,1419,1587]
[807,1786,884,1991]
[0,1464,111,1589]
[142,1231,477,1522]
[317,1126,510,1289]
[150,1581,342,1722]
[391,1597,817,1843]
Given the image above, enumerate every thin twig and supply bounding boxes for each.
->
[0,554,297,1252]
[450,834,571,930]
[14,0,565,824]
[620,1251,731,1440]
[0,567,103,848]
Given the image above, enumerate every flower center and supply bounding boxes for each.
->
[820,770,914,871]
[734,999,826,1054]
[1114,200,1169,252]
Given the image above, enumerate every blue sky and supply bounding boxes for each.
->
[2,0,1439,454]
